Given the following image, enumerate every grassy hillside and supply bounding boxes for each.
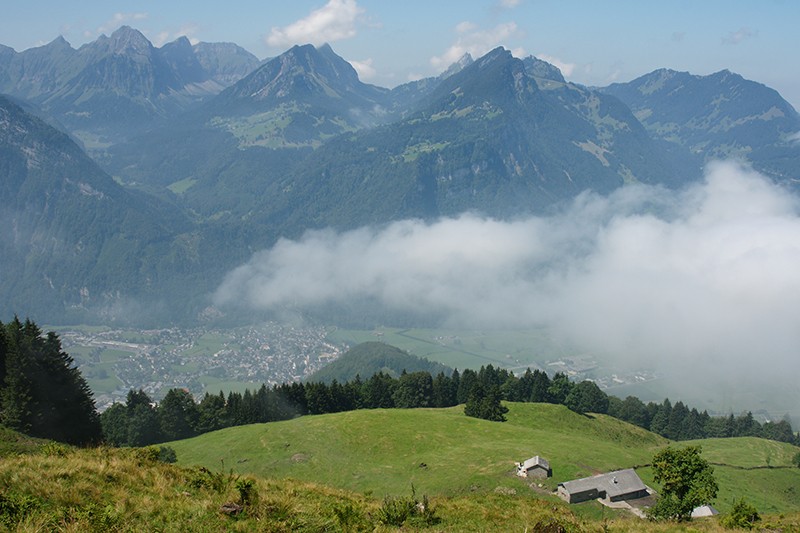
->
[1,424,799,531]
[170,403,666,499]
[169,403,800,516]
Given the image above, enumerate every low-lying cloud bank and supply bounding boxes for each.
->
[215,161,800,382]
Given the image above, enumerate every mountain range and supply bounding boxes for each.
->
[1,27,799,325]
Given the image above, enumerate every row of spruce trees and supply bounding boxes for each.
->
[100,364,799,448]
[0,318,796,448]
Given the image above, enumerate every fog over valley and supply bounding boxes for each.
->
[216,161,800,418]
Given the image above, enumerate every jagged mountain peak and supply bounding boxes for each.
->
[220,42,375,105]
[47,35,73,50]
[439,53,474,79]
[522,55,565,83]
[93,25,153,56]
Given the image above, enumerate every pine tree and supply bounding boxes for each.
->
[0,318,101,445]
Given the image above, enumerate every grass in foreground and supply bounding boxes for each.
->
[1,428,799,531]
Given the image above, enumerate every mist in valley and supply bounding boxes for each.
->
[215,161,800,419]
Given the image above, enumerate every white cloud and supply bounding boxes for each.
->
[349,58,375,80]
[499,0,522,7]
[789,131,800,144]
[96,12,148,36]
[148,24,201,47]
[215,161,800,395]
[537,54,575,77]
[722,27,756,45]
[267,0,364,48]
[430,22,522,69]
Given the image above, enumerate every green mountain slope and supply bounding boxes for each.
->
[602,69,800,187]
[168,403,800,514]
[2,423,799,531]
[0,95,206,324]
[307,341,452,383]
[263,47,685,232]
[169,403,661,496]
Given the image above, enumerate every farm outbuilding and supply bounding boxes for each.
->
[557,469,648,504]
[516,456,552,478]
[691,505,719,518]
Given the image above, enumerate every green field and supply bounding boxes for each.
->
[168,402,800,515]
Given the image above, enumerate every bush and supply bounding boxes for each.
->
[720,499,760,530]
[235,478,258,506]
[158,445,177,463]
[377,487,439,528]
[188,467,228,493]
[0,491,39,528]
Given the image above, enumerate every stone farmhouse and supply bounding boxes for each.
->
[557,468,649,504]
[515,456,552,479]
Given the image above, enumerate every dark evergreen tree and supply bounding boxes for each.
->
[649,399,672,436]
[158,388,199,441]
[392,371,433,408]
[0,318,101,445]
[100,403,129,446]
[547,372,572,405]
[664,401,689,440]
[361,371,396,408]
[196,392,227,434]
[431,371,457,407]
[564,380,609,414]
[127,403,162,446]
[529,369,552,403]
[464,383,508,422]
[456,369,478,404]
[617,395,650,427]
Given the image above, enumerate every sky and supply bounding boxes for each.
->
[2,0,799,109]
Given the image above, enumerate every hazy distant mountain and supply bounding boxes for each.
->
[206,43,392,148]
[602,69,800,186]
[5,34,800,326]
[259,47,682,231]
[0,26,260,146]
[0,95,205,324]
[306,342,452,384]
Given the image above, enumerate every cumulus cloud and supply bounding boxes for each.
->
[722,27,756,45]
[215,162,800,394]
[149,24,201,47]
[430,22,523,69]
[349,58,375,80]
[94,12,148,36]
[537,54,575,77]
[267,0,364,48]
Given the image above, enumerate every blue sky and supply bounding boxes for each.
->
[3,0,799,108]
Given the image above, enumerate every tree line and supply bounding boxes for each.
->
[0,318,795,448]
[99,364,799,448]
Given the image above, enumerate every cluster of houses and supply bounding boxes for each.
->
[515,454,717,518]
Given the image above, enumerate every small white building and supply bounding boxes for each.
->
[691,505,719,518]
[516,456,552,479]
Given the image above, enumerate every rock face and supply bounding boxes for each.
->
[602,68,800,187]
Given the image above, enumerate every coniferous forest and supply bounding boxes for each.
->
[0,318,101,445]
[0,318,796,449]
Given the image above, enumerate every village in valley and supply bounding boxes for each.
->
[56,323,343,411]
[56,322,663,412]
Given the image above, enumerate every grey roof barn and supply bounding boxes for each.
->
[516,456,552,478]
[557,468,648,504]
